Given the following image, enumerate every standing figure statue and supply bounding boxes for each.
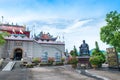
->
[79,40,90,56]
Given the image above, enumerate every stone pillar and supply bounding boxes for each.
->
[106,48,119,69]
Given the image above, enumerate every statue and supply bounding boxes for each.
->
[79,40,90,56]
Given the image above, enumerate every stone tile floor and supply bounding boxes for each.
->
[0,64,120,80]
[0,69,30,80]
[29,66,95,80]
[87,67,120,80]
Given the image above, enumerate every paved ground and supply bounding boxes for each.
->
[87,68,120,80]
[0,61,32,80]
[86,64,120,80]
[0,64,120,80]
[0,68,31,80]
[0,65,95,80]
[29,66,95,80]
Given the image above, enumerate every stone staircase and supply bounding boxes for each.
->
[2,61,16,71]
[12,61,22,70]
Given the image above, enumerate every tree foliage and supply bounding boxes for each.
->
[70,45,78,57]
[90,41,106,67]
[92,41,105,62]
[100,11,120,52]
[0,32,9,45]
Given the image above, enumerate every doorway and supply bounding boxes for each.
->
[14,48,23,60]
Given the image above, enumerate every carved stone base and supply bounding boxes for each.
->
[77,56,91,68]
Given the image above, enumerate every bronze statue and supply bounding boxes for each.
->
[79,40,90,56]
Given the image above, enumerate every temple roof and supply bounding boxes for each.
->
[0,23,30,37]
[0,23,25,31]
[34,32,57,41]
[0,23,24,27]
[36,40,65,45]
[4,34,33,41]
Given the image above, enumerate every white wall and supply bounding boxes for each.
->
[1,40,65,59]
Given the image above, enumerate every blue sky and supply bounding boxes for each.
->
[0,0,120,51]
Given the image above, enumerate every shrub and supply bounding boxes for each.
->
[89,56,101,65]
[26,63,34,68]
[39,62,52,66]
[89,41,106,68]
[32,57,41,65]
[48,57,54,64]
[61,57,65,63]
[54,62,63,66]
[67,57,78,64]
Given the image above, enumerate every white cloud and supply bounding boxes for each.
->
[63,19,93,33]
[0,12,109,53]
[29,18,109,52]
[0,11,109,52]
[0,0,117,53]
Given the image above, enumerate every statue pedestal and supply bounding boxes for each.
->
[77,56,91,68]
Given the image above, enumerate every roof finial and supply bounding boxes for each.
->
[12,22,13,25]
[1,16,4,24]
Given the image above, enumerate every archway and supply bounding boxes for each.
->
[14,48,23,60]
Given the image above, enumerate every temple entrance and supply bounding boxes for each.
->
[14,48,23,60]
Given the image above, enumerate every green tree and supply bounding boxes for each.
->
[100,11,120,52]
[92,41,106,63]
[0,32,9,45]
[95,41,99,51]
[90,41,106,67]
[70,45,78,57]
[73,45,78,56]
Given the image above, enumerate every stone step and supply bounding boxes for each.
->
[12,61,22,70]
[2,61,16,71]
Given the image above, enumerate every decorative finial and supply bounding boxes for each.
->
[1,16,4,24]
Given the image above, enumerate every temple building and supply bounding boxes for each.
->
[0,23,65,60]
